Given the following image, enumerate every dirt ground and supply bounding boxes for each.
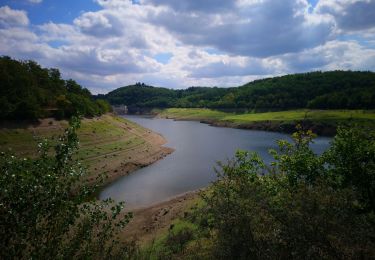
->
[119,190,201,246]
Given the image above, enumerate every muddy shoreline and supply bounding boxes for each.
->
[157,116,337,136]
[203,119,337,136]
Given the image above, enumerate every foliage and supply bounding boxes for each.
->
[102,71,375,111]
[0,117,135,259]
[165,125,375,259]
[0,56,112,120]
[324,125,375,211]
[140,220,201,260]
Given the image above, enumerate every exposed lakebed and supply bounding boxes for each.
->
[100,116,331,208]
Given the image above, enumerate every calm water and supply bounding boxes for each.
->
[100,116,331,208]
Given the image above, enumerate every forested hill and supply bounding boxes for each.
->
[102,71,375,111]
[101,83,230,109]
[0,56,111,120]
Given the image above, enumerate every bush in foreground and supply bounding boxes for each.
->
[201,125,375,259]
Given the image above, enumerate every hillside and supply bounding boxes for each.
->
[0,115,173,186]
[101,83,229,113]
[0,56,111,120]
[101,71,375,111]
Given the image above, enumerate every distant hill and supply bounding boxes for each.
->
[101,71,375,112]
[0,56,111,120]
[235,71,375,110]
[100,83,229,113]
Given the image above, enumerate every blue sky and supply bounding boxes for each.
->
[1,0,101,24]
[1,0,375,94]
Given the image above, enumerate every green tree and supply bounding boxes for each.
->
[324,125,375,211]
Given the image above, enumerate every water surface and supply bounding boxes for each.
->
[100,116,331,208]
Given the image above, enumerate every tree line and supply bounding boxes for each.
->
[102,71,375,112]
[0,56,112,120]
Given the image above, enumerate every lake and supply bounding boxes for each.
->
[99,116,331,208]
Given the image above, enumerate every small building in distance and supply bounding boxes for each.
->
[112,105,128,115]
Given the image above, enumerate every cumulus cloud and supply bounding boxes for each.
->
[277,40,375,73]
[316,0,375,32]
[143,0,236,13]
[74,11,123,37]
[189,59,271,78]
[0,0,375,93]
[148,0,334,57]
[37,22,79,44]
[0,6,29,28]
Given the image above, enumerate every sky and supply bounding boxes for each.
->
[0,0,375,94]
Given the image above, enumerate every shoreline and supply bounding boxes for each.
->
[155,115,337,136]
[90,116,175,195]
[151,108,375,137]
[201,119,337,136]
[0,114,175,199]
[92,144,174,191]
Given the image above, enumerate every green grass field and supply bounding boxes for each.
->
[158,108,375,125]
[158,108,229,120]
[0,115,144,156]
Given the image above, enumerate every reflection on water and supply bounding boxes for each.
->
[100,116,331,208]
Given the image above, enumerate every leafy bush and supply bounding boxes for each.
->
[141,220,198,260]
[198,125,375,259]
[0,117,135,259]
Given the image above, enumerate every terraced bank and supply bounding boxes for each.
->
[0,114,173,186]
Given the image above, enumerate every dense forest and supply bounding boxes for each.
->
[0,56,111,120]
[102,71,375,112]
[98,83,230,112]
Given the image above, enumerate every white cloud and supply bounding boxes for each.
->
[74,11,123,37]
[0,0,374,93]
[0,6,29,28]
[316,0,375,32]
[147,0,335,57]
[276,39,375,73]
[188,58,272,78]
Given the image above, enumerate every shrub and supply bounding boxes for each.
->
[201,125,375,259]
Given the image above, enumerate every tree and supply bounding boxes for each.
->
[324,125,375,211]
[0,56,110,120]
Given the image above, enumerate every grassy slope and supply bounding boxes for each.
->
[0,114,172,185]
[157,108,375,135]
